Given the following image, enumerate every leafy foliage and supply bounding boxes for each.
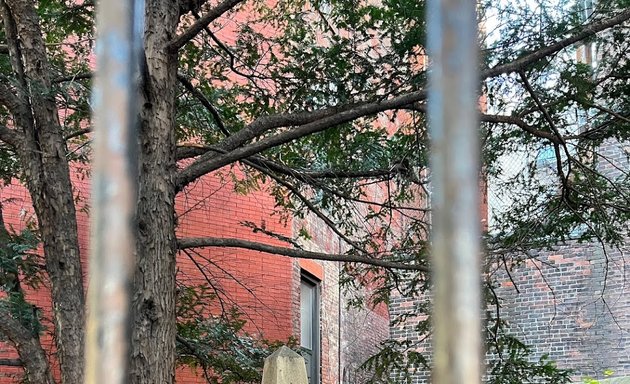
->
[0,225,45,338]
[176,284,296,384]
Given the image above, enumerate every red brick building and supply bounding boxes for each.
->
[0,162,391,383]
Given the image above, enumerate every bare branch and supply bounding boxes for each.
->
[0,358,22,366]
[176,144,407,179]
[245,154,406,181]
[244,158,365,252]
[517,71,565,144]
[207,101,367,154]
[579,100,630,125]
[177,237,429,272]
[176,144,210,160]
[186,8,270,81]
[481,114,561,143]
[168,0,246,52]
[203,26,270,80]
[52,72,92,84]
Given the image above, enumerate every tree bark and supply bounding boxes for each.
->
[1,2,85,383]
[0,308,56,384]
[128,1,179,383]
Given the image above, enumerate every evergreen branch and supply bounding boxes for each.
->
[518,70,574,204]
[484,8,630,77]
[176,8,630,188]
[177,237,430,272]
[175,90,427,190]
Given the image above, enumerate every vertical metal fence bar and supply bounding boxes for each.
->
[86,1,142,382]
[427,0,481,384]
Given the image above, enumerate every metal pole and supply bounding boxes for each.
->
[86,0,142,382]
[427,0,481,384]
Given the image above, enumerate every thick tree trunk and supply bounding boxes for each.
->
[1,2,85,383]
[129,1,180,383]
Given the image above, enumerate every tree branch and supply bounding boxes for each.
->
[577,99,630,125]
[518,70,574,203]
[0,307,55,384]
[168,0,246,52]
[409,102,562,143]
[0,123,21,147]
[176,144,407,180]
[483,8,630,78]
[176,90,427,190]
[177,237,429,272]
[176,73,229,135]
[244,154,407,181]
[243,158,365,252]
[203,25,270,80]
[0,358,22,366]
[175,8,630,189]
[63,127,91,141]
[479,114,560,143]
[51,72,92,84]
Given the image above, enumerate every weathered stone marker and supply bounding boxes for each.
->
[262,346,308,384]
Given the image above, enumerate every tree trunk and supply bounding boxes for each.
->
[0,308,56,384]
[1,2,85,383]
[129,1,180,383]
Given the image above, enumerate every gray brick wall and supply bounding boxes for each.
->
[390,140,629,383]
[494,242,630,380]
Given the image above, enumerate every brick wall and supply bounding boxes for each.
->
[0,167,299,382]
[389,282,432,384]
[490,139,630,381]
[295,206,392,384]
[495,242,630,380]
[0,162,394,384]
[389,140,630,383]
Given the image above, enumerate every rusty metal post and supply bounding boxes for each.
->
[86,0,143,383]
[427,0,481,384]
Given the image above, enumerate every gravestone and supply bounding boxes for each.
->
[262,346,308,384]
